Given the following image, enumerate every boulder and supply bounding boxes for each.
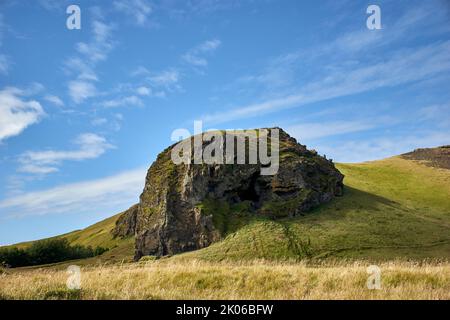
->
[113,128,344,260]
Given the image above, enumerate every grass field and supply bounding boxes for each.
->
[1,155,449,300]
[1,260,448,300]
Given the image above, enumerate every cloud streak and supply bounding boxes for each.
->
[65,19,114,103]
[0,167,146,218]
[114,0,153,26]
[286,121,375,141]
[201,41,450,124]
[182,39,221,67]
[18,133,114,174]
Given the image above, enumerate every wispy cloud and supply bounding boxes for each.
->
[114,0,153,26]
[182,39,221,67]
[201,41,450,124]
[76,20,114,63]
[18,133,114,174]
[38,0,70,11]
[100,95,143,108]
[314,131,450,163]
[0,54,9,74]
[0,87,45,142]
[44,94,64,107]
[68,80,97,104]
[0,167,146,218]
[136,86,151,96]
[0,14,11,75]
[64,57,98,81]
[131,66,150,77]
[148,69,180,86]
[65,19,114,103]
[128,67,178,98]
[286,121,375,141]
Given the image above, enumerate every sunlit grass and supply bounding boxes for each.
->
[1,260,448,300]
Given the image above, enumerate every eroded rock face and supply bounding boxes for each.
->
[112,204,138,239]
[114,128,344,260]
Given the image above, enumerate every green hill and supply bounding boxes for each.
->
[7,153,450,265]
[176,156,450,261]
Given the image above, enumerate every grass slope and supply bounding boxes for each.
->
[176,157,450,261]
[7,156,450,264]
[7,211,135,266]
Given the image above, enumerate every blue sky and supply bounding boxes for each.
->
[0,0,449,244]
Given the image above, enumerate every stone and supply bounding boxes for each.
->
[112,128,344,260]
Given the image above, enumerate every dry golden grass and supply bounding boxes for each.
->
[1,260,449,300]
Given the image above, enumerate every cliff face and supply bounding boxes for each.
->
[113,128,344,260]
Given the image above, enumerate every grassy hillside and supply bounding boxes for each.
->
[7,211,135,266]
[7,155,450,265]
[176,156,450,261]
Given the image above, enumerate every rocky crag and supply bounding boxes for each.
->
[112,128,344,260]
[401,145,450,169]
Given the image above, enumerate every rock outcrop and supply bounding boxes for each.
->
[401,145,450,169]
[113,128,344,260]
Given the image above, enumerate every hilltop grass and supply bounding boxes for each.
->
[1,260,448,300]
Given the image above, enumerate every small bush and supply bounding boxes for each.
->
[0,239,109,268]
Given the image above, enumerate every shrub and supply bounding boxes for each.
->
[0,239,109,268]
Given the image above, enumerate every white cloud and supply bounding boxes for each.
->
[91,117,108,126]
[76,21,114,63]
[315,131,450,163]
[0,167,146,218]
[182,39,221,67]
[44,94,64,107]
[18,133,114,174]
[286,121,375,141]
[38,0,68,10]
[201,41,450,125]
[182,54,208,67]
[68,80,97,104]
[131,66,150,77]
[136,86,151,96]
[130,68,178,96]
[114,0,152,26]
[64,57,98,81]
[149,69,180,87]
[100,95,143,108]
[0,54,9,74]
[0,87,45,142]
[65,20,114,102]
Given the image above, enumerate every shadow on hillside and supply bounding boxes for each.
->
[343,185,399,207]
[298,185,403,221]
